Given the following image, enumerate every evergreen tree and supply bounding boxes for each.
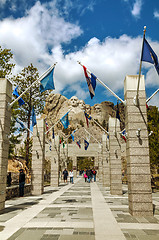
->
[147,106,159,171]
[12,63,49,168]
[0,45,15,78]
[9,102,22,159]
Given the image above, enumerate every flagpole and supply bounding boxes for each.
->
[135,26,146,106]
[85,111,109,135]
[146,88,159,103]
[9,63,57,109]
[84,127,102,145]
[16,118,33,135]
[45,110,71,135]
[78,61,125,105]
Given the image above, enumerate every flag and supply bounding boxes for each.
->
[49,145,52,151]
[121,130,127,142]
[60,112,70,129]
[16,118,25,129]
[141,37,159,75]
[116,101,120,121]
[63,142,65,148]
[13,86,25,106]
[71,134,74,141]
[76,140,81,148]
[84,139,89,150]
[52,128,55,139]
[83,66,96,99]
[40,67,55,93]
[32,106,37,127]
[84,111,92,127]
[45,119,49,136]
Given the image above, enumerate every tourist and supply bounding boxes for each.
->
[69,169,74,184]
[92,168,97,182]
[63,168,68,183]
[7,172,12,187]
[84,169,88,182]
[19,169,25,197]
[86,168,92,183]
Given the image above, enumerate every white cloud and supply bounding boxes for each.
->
[154,10,159,19]
[131,0,142,18]
[0,0,6,6]
[0,1,159,102]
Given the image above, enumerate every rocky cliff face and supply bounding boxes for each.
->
[43,93,125,139]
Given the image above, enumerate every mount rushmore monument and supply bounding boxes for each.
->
[43,93,125,133]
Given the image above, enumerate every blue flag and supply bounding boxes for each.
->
[16,118,25,129]
[141,37,159,75]
[83,65,96,99]
[76,140,81,148]
[71,134,74,141]
[40,67,55,93]
[84,139,89,150]
[60,112,69,129]
[13,86,25,106]
[32,106,37,127]
[52,128,55,139]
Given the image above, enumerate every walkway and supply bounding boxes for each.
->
[0,177,159,240]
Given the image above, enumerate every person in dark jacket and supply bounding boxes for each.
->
[19,169,25,197]
[7,172,12,187]
[63,168,68,183]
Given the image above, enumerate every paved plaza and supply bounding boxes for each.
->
[0,177,159,240]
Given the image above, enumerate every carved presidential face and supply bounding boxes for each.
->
[79,100,85,110]
[69,96,79,107]
[95,104,101,114]
[85,104,91,114]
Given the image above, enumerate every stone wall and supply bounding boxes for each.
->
[6,184,31,200]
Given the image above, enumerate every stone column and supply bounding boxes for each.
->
[94,156,98,170]
[109,117,122,195]
[124,75,153,216]
[32,119,45,195]
[0,78,12,210]
[51,135,60,187]
[102,134,110,187]
[72,155,77,177]
[98,149,103,183]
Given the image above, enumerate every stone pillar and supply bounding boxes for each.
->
[109,117,122,195]
[0,78,12,210]
[102,134,110,187]
[72,156,77,177]
[94,156,98,170]
[32,119,45,195]
[124,75,153,216]
[51,135,60,187]
[98,149,103,183]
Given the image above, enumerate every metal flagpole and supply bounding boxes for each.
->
[16,118,33,135]
[45,110,71,135]
[9,62,57,108]
[84,111,109,135]
[146,88,159,103]
[134,26,146,106]
[78,61,125,105]
[84,127,102,145]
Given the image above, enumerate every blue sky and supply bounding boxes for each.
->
[0,0,159,107]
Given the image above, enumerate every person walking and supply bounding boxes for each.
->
[63,168,68,183]
[84,169,88,182]
[92,168,97,182]
[69,169,74,184]
[7,172,12,187]
[19,169,25,197]
[86,169,91,183]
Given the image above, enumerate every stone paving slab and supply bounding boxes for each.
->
[0,178,159,239]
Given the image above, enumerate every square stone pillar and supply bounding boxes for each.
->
[109,117,122,195]
[0,78,12,210]
[72,156,77,177]
[32,119,45,195]
[98,149,103,183]
[124,75,153,216]
[51,135,60,187]
[102,134,110,187]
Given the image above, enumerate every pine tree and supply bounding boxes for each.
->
[12,63,49,168]
[0,45,15,78]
